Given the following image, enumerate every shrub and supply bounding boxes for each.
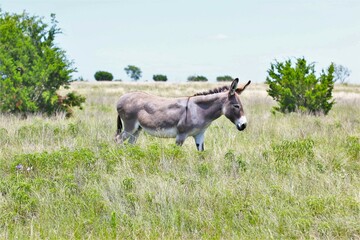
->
[94,71,113,81]
[153,74,167,82]
[187,75,208,82]
[58,92,86,117]
[216,75,233,82]
[0,11,85,117]
[266,57,335,115]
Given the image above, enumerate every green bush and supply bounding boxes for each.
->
[94,71,114,81]
[266,57,335,115]
[187,75,208,82]
[0,11,85,117]
[59,92,86,117]
[153,74,167,82]
[216,75,233,82]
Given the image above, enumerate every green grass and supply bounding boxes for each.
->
[1,82,360,239]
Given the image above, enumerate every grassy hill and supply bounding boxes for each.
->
[1,82,359,239]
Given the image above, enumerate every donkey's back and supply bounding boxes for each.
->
[117,92,185,117]
[116,92,188,140]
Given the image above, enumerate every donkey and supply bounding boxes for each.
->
[115,78,251,151]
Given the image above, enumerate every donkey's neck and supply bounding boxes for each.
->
[192,92,227,120]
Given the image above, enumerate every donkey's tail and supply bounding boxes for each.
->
[117,115,123,135]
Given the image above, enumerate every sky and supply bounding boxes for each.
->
[1,0,360,83]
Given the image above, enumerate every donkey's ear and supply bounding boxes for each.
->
[229,78,239,96]
[235,80,251,95]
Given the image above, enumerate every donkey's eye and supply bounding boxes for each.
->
[233,104,240,109]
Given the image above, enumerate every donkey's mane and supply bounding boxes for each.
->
[193,85,230,96]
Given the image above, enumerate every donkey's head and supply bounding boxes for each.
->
[223,78,251,131]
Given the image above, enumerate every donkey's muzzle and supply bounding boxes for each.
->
[236,116,247,131]
[237,122,247,131]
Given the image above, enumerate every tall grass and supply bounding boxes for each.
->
[1,82,359,239]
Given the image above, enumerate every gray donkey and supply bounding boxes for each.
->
[115,78,251,151]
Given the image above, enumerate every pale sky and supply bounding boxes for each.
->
[1,0,360,83]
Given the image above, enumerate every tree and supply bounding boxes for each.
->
[266,57,335,115]
[124,65,142,81]
[153,74,167,82]
[94,71,113,81]
[216,75,233,82]
[0,10,85,117]
[187,75,208,82]
[333,64,351,84]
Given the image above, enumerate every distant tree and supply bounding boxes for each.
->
[216,75,233,82]
[124,65,142,81]
[187,75,208,82]
[0,10,85,117]
[94,71,113,81]
[153,74,167,82]
[333,64,351,84]
[76,76,85,82]
[266,57,335,115]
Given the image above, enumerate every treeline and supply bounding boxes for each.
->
[94,68,235,82]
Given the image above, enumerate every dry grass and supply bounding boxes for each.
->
[0,82,359,239]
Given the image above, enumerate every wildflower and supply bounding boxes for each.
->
[16,164,23,170]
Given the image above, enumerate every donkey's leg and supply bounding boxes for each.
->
[194,132,205,151]
[175,133,187,146]
[115,131,128,144]
[115,131,132,144]
[128,127,142,144]
[115,120,139,144]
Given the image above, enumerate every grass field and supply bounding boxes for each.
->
[0,81,359,239]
